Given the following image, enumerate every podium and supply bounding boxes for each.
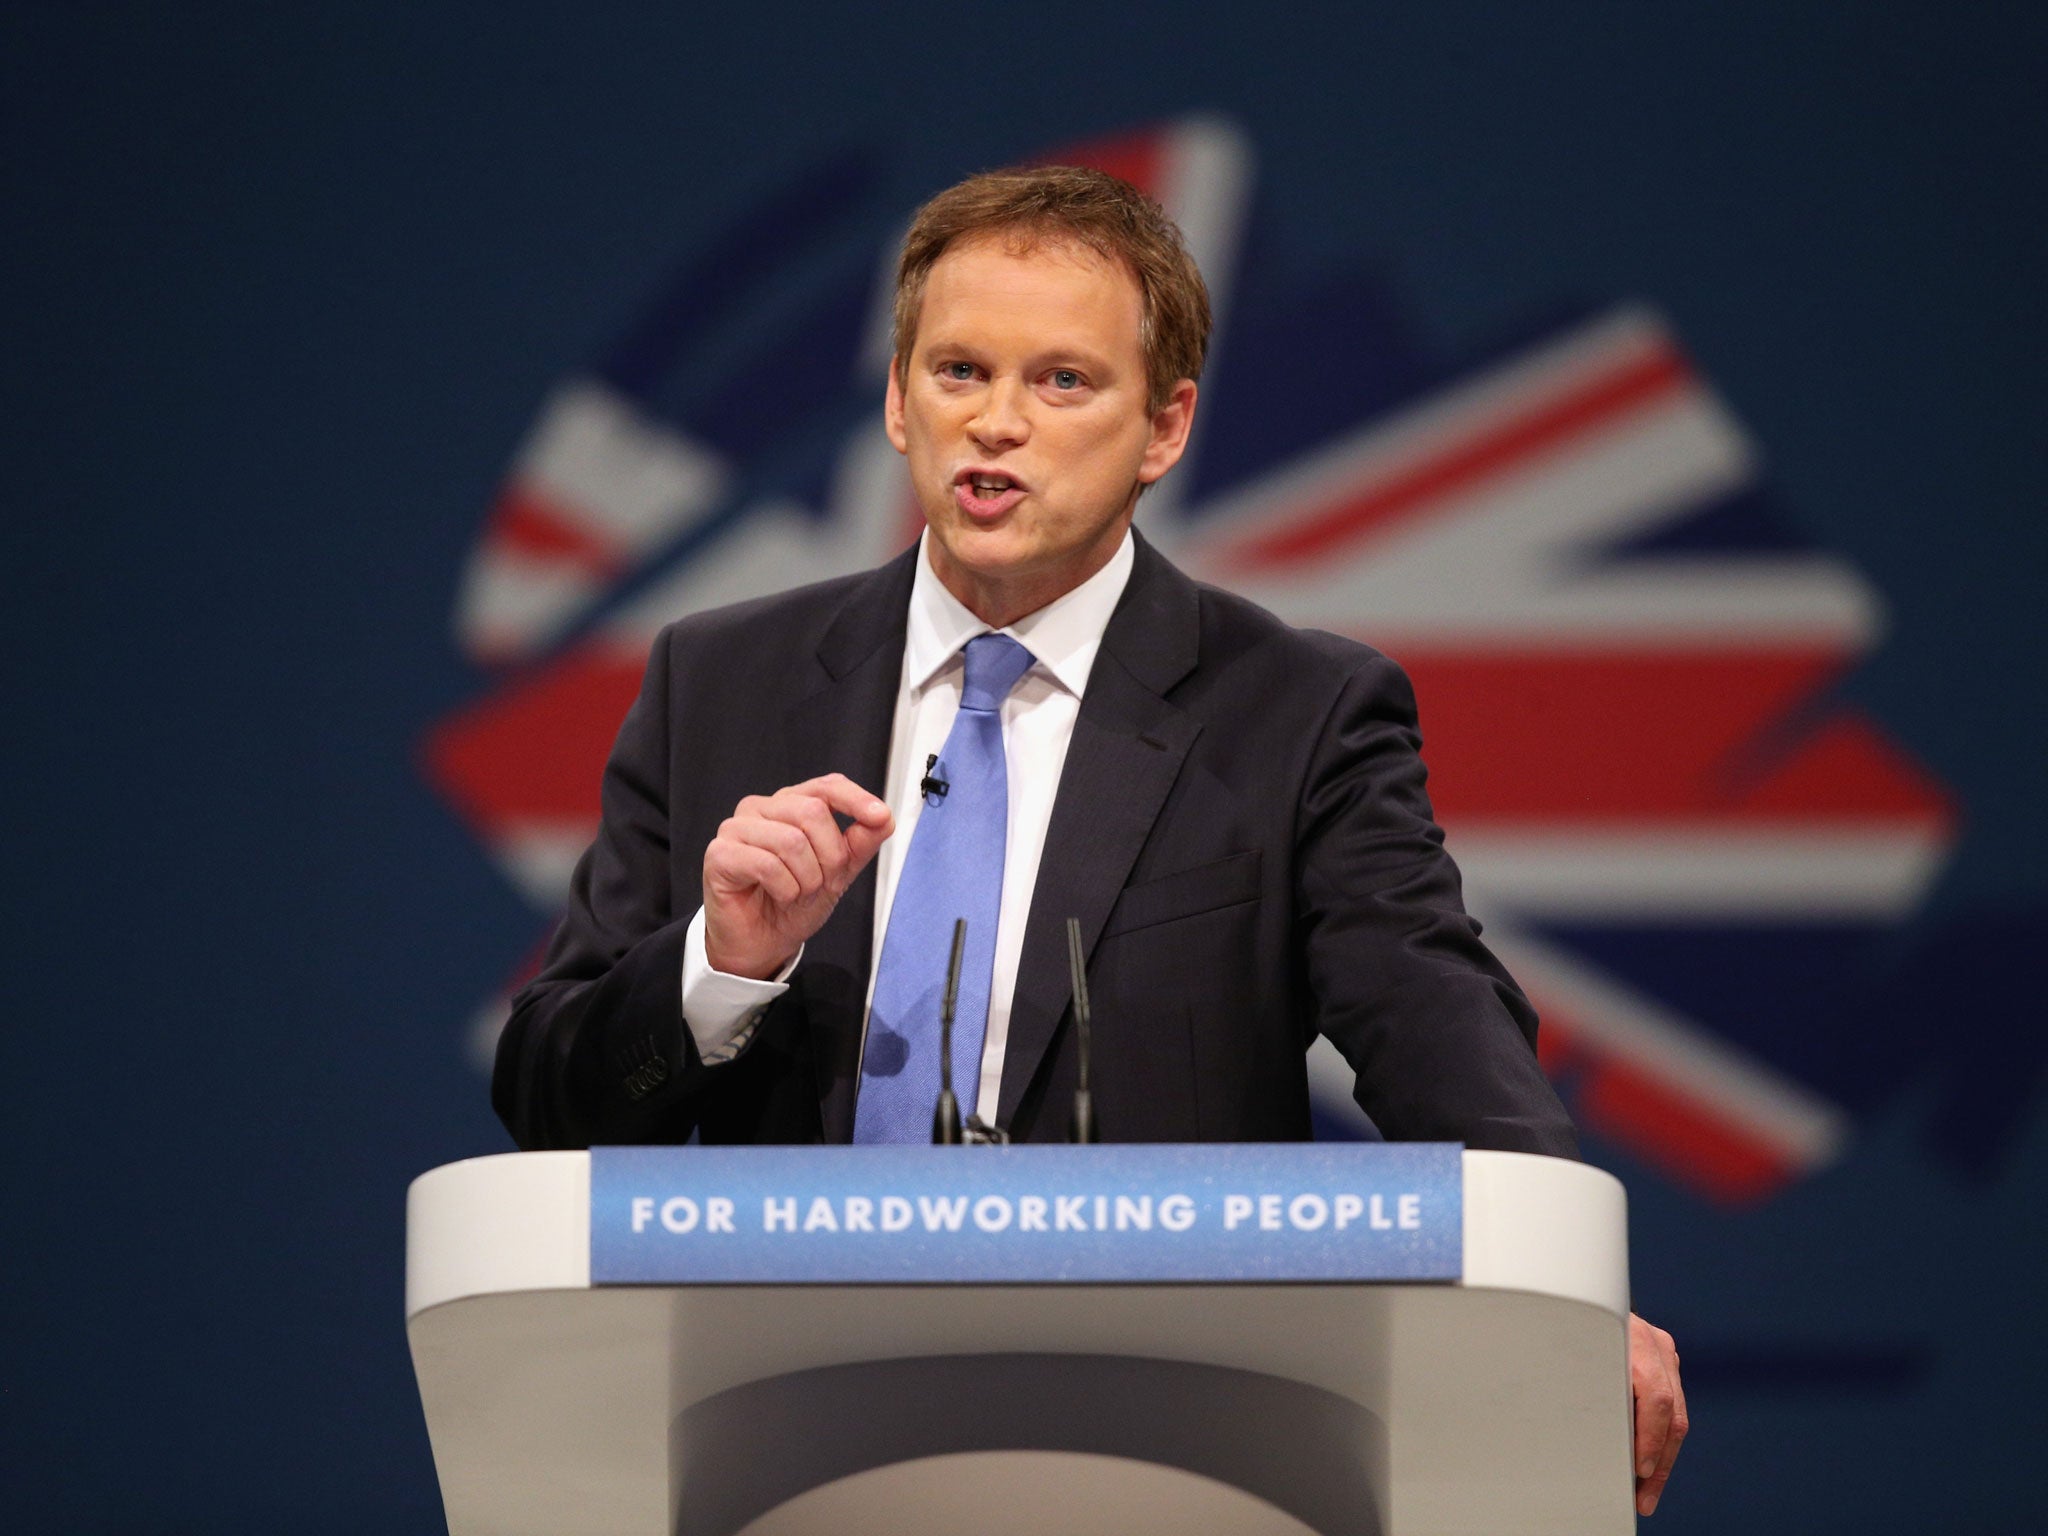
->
[407,1149,1633,1535]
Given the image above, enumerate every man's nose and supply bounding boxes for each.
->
[968,378,1031,450]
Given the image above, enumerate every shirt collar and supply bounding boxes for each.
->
[903,528,1135,699]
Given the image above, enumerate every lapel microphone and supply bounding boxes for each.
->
[931,918,966,1145]
[919,753,949,802]
[1066,917,1098,1144]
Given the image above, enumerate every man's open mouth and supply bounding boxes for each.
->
[958,470,1025,494]
[954,470,1028,516]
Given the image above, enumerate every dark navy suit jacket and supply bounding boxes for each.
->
[493,534,1577,1156]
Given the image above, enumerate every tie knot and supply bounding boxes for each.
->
[959,633,1035,712]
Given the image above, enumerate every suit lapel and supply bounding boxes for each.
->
[783,548,919,1141]
[997,535,1203,1127]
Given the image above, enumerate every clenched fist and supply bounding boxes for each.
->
[702,773,894,981]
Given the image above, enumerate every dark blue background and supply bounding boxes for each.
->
[6,4,2044,1530]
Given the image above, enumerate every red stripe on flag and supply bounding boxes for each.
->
[1579,1052,1798,1206]
[488,481,625,578]
[1039,131,1165,196]
[1535,1016,1584,1077]
[1225,347,1692,570]
[1535,1012,1797,1206]
[1733,710,1958,824]
[420,646,645,830]
[1395,647,1956,827]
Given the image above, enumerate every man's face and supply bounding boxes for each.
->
[885,234,1196,626]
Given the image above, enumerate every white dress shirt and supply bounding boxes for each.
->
[680,528,1135,1124]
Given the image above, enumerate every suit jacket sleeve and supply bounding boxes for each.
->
[1297,644,1578,1157]
[491,625,715,1150]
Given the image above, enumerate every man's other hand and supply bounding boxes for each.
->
[1629,1311,1687,1516]
[702,774,893,981]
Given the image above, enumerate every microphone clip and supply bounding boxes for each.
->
[919,753,949,804]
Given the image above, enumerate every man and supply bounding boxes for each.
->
[493,164,1686,1514]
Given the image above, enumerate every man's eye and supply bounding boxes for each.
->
[942,362,977,381]
[1049,369,1083,390]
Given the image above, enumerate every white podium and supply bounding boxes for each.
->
[407,1150,1633,1535]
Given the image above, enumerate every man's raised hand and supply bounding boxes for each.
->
[702,774,894,981]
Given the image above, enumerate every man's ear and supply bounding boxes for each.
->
[1137,378,1198,485]
[883,356,909,454]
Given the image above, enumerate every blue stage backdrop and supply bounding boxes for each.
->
[6,5,2044,1533]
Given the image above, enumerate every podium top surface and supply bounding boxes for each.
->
[406,1147,1627,1320]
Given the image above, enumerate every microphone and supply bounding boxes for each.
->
[1065,917,1097,1144]
[931,918,966,1145]
[919,753,949,802]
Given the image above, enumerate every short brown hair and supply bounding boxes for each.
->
[892,163,1211,411]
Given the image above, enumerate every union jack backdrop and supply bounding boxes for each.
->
[423,117,1958,1205]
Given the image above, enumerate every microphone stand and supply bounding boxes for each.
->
[931,919,966,1145]
[1066,917,1097,1144]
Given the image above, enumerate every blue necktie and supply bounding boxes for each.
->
[855,633,1036,1144]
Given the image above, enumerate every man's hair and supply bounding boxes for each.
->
[892,163,1212,411]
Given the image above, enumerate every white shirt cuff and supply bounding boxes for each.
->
[681,907,799,1065]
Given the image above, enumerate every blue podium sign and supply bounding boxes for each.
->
[589,1143,1461,1285]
